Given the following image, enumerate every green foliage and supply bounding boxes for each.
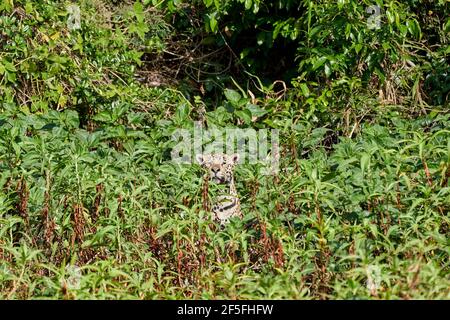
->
[1,94,449,298]
[0,0,448,300]
[154,0,448,108]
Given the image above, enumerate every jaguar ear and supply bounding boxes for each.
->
[195,154,205,165]
[231,153,240,164]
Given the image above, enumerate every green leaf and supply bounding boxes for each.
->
[7,71,16,82]
[93,111,113,123]
[406,19,421,39]
[312,56,327,71]
[299,83,310,97]
[445,19,450,33]
[324,63,331,78]
[25,1,33,14]
[374,67,386,83]
[235,109,252,124]
[209,13,218,33]
[175,103,190,121]
[246,103,267,118]
[0,0,14,12]
[134,1,145,23]
[3,60,16,72]
[361,153,370,175]
[134,1,143,13]
[224,89,241,104]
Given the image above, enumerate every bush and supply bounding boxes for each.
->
[0,0,448,300]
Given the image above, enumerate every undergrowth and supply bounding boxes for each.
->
[0,0,448,299]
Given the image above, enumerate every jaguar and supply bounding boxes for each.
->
[196,153,242,225]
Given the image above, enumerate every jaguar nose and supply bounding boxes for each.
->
[211,167,219,173]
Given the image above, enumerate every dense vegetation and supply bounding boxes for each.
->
[0,0,448,299]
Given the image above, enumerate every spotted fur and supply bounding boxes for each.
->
[196,153,242,225]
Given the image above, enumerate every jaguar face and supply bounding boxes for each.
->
[196,153,240,184]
